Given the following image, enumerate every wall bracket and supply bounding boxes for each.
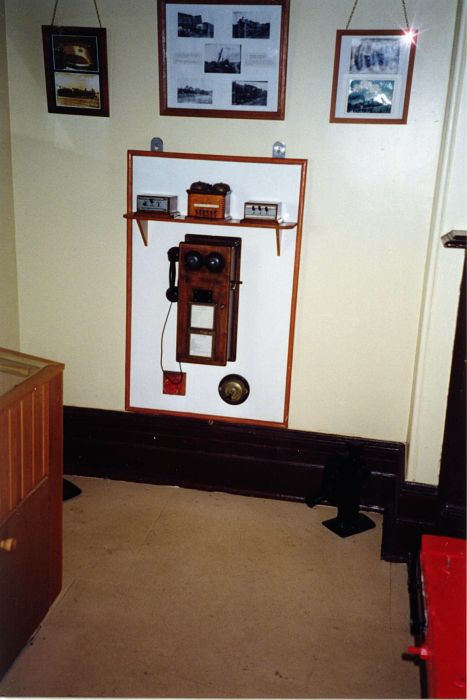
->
[272,141,286,158]
[150,137,164,152]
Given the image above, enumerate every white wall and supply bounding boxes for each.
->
[4,1,461,482]
[0,0,19,349]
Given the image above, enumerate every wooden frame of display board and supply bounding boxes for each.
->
[125,150,307,427]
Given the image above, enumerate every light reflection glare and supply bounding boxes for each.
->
[402,29,417,44]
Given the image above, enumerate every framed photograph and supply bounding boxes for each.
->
[157,0,290,120]
[42,25,109,117]
[330,29,418,124]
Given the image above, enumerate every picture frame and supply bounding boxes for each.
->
[41,25,109,117]
[157,0,290,120]
[330,29,418,124]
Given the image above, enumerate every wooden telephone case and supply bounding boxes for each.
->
[175,234,241,365]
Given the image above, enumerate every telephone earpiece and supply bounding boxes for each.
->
[166,246,179,302]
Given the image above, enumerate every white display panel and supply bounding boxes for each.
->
[131,155,302,223]
[126,152,306,426]
[189,332,214,358]
[190,304,215,330]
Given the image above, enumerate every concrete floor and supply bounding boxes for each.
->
[0,476,420,698]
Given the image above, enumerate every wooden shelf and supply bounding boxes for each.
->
[124,212,297,255]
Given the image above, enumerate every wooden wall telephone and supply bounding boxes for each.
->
[166,234,242,366]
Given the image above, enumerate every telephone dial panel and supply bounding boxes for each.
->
[166,234,242,366]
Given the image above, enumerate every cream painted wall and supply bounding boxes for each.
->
[0,0,19,349]
[4,1,459,474]
[407,0,466,484]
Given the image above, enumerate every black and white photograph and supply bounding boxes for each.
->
[177,11,214,37]
[347,79,394,114]
[204,44,241,73]
[42,25,109,116]
[54,72,100,109]
[349,37,400,74]
[158,0,289,118]
[330,29,417,123]
[232,80,268,106]
[52,34,99,72]
[177,81,213,105]
[232,11,271,39]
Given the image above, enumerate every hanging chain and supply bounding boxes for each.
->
[401,0,410,29]
[50,0,59,25]
[346,0,410,30]
[50,0,102,27]
[93,0,102,28]
[346,0,359,29]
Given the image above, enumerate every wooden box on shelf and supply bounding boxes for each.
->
[187,191,231,220]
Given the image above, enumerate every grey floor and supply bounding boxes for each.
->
[0,476,420,698]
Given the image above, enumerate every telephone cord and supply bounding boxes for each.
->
[160,302,184,385]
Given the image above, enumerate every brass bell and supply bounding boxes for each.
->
[218,374,250,405]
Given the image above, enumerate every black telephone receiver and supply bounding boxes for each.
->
[166,247,179,302]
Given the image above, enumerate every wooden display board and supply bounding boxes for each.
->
[125,150,307,426]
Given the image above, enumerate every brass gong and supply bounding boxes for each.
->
[218,374,250,405]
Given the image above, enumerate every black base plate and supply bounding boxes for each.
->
[322,513,376,538]
[63,478,82,501]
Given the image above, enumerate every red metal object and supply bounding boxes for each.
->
[408,535,467,698]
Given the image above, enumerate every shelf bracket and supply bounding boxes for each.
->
[275,228,282,256]
[150,137,164,152]
[135,219,149,246]
[272,141,286,158]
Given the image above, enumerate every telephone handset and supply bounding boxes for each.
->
[165,235,241,366]
[166,247,226,302]
[166,246,179,302]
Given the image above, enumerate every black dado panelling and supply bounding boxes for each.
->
[64,406,460,561]
[63,406,403,507]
